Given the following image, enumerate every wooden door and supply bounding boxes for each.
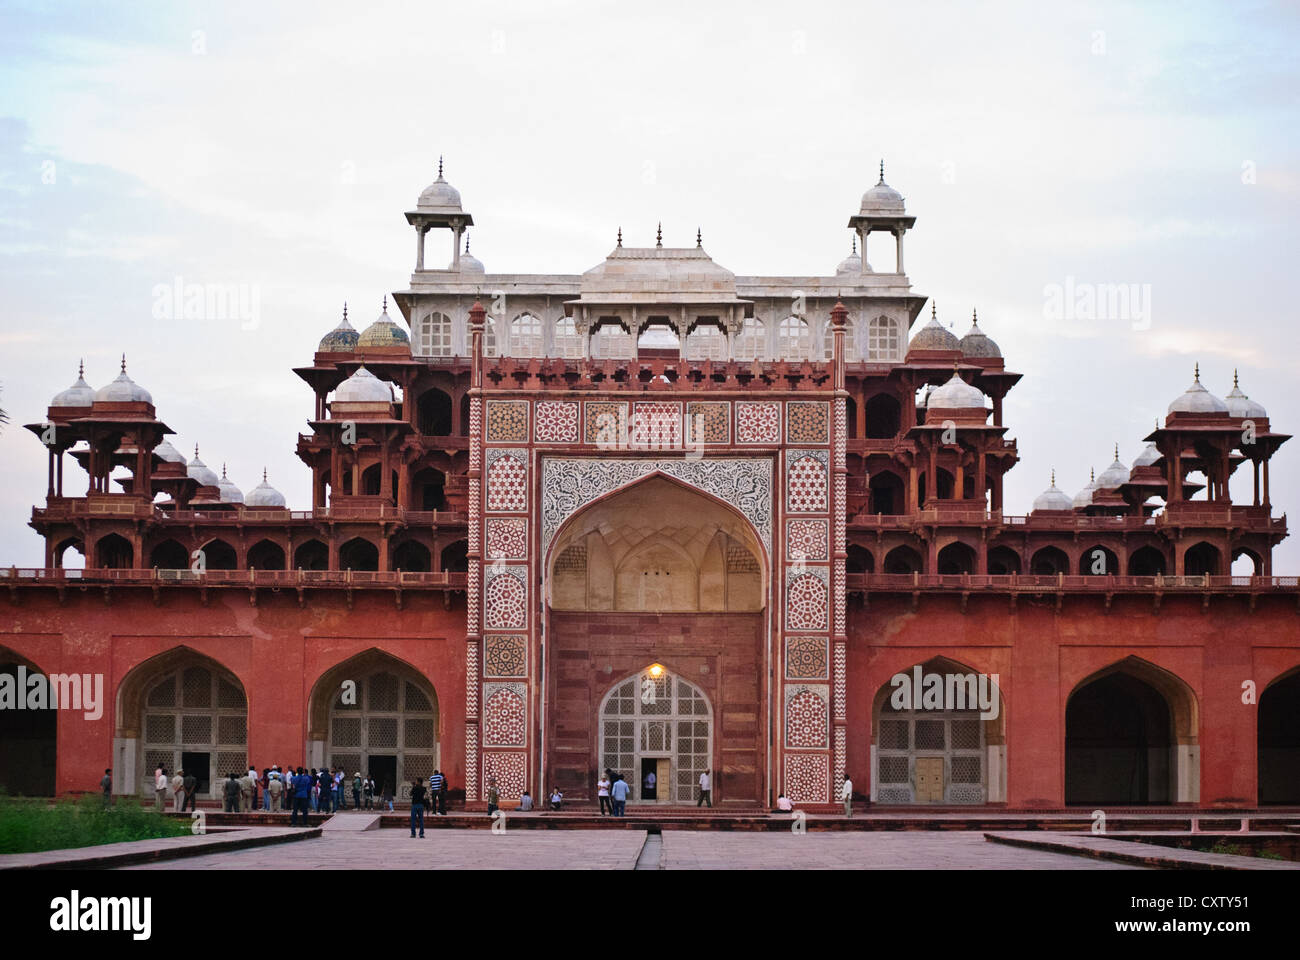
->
[915,757,944,803]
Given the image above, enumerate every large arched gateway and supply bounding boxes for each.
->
[542,474,768,805]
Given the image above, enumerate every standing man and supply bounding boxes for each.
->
[154,765,168,812]
[486,776,500,816]
[238,770,254,812]
[597,772,612,816]
[841,772,854,818]
[610,774,629,817]
[697,769,712,808]
[290,767,311,826]
[409,778,428,838]
[171,768,185,812]
[429,769,446,816]
[267,770,283,813]
[223,772,241,812]
[100,768,113,809]
[182,769,197,812]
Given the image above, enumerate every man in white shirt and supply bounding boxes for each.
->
[776,793,794,812]
[697,770,712,807]
[154,766,168,811]
[597,774,612,816]
[841,774,854,817]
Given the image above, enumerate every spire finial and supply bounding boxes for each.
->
[972,307,978,326]
[222,462,228,480]
[1090,467,1095,482]
[1051,468,1056,487]
[1233,368,1239,388]
[1194,362,1200,382]
[262,467,268,483]
[878,158,885,183]
[382,294,388,313]
[930,300,937,322]
[696,227,702,248]
[616,226,622,248]
[78,358,84,378]
[1114,442,1119,460]
[851,235,857,255]
[343,301,348,323]
[464,233,471,254]
[120,353,126,373]
[656,222,662,248]
[194,444,200,459]
[438,155,443,178]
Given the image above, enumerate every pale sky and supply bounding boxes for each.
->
[1,0,1297,571]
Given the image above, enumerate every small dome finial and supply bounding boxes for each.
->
[878,158,885,183]
[438,155,443,178]
[972,307,978,326]
[262,467,268,483]
[656,222,662,248]
[1090,467,1095,482]
[1194,362,1200,382]
[616,226,622,248]
[343,301,348,322]
[382,294,388,313]
[194,444,200,459]
[464,233,471,254]
[851,236,857,255]
[120,353,127,373]
[931,301,937,322]
[696,227,702,248]
[1233,368,1239,387]
[78,358,84,377]
[1051,468,1056,487]
[222,462,228,480]
[1114,442,1119,459]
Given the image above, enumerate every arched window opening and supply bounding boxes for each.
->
[777,316,812,360]
[510,313,544,357]
[416,312,453,357]
[868,315,900,361]
[734,317,766,361]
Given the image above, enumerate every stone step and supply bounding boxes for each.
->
[321,813,382,832]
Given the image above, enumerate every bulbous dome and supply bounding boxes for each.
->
[835,238,866,275]
[453,235,485,273]
[335,365,395,403]
[1168,365,1227,414]
[927,371,986,409]
[217,465,244,504]
[1132,442,1161,468]
[860,163,906,215]
[1033,474,1073,511]
[416,158,463,212]
[1225,372,1266,418]
[245,469,286,508]
[1096,449,1129,488]
[908,304,960,353]
[319,305,359,353]
[187,446,219,487]
[959,312,1001,358]
[94,358,152,404]
[153,439,186,465]
[1072,470,1097,509]
[357,300,411,350]
[51,362,95,407]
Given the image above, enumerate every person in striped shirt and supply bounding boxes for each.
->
[428,770,447,816]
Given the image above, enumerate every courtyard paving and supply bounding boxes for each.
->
[116,828,1145,870]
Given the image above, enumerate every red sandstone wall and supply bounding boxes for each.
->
[0,588,467,796]
[547,611,766,802]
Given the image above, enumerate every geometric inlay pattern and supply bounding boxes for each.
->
[786,519,829,562]
[786,567,829,631]
[631,401,683,449]
[482,751,526,801]
[735,401,781,444]
[482,683,527,747]
[786,449,829,513]
[485,517,528,560]
[485,400,529,443]
[584,401,628,446]
[684,401,730,445]
[534,400,579,444]
[540,457,773,554]
[785,685,830,749]
[784,752,829,804]
[485,450,528,513]
[785,635,829,680]
[483,635,527,678]
[787,401,829,444]
[483,565,528,630]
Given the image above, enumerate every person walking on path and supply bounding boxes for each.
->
[181,770,197,812]
[171,769,185,812]
[486,776,500,816]
[100,768,113,809]
[597,773,612,816]
[697,770,712,808]
[841,774,854,817]
[290,767,311,826]
[154,766,168,812]
[610,774,629,817]
[409,779,428,837]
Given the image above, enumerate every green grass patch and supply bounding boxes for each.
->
[0,794,193,854]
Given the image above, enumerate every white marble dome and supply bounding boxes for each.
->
[1225,372,1266,419]
[908,307,961,353]
[245,470,286,508]
[860,179,905,216]
[335,366,394,404]
[217,465,244,504]
[51,363,95,407]
[1072,470,1097,509]
[1096,450,1130,488]
[416,159,463,212]
[927,371,987,409]
[454,235,485,273]
[1033,475,1073,511]
[187,446,219,487]
[959,313,1001,359]
[1168,366,1227,415]
[835,239,864,275]
[94,360,152,404]
[153,439,186,465]
[1132,442,1161,468]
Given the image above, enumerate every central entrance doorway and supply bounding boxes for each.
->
[599,666,712,804]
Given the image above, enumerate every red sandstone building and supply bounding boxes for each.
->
[3,164,1298,810]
